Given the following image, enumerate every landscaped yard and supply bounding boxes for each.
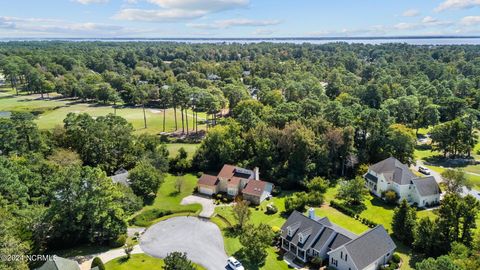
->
[165,143,200,159]
[130,174,201,227]
[0,91,207,134]
[104,253,206,270]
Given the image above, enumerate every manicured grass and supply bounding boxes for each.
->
[165,143,200,159]
[104,253,206,270]
[130,174,201,226]
[0,93,207,134]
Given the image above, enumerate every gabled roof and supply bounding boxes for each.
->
[369,157,415,185]
[281,211,329,249]
[218,164,254,180]
[332,226,396,270]
[412,176,441,196]
[282,211,357,252]
[36,256,80,270]
[110,169,129,186]
[197,174,218,186]
[242,180,269,197]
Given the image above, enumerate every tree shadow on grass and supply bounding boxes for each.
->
[224,227,242,238]
[169,191,181,197]
[118,256,130,264]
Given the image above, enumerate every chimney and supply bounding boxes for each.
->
[254,167,260,180]
[308,208,316,220]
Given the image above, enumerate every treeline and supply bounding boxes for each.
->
[0,112,170,269]
[1,42,480,143]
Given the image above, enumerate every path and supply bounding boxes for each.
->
[77,245,143,270]
[181,194,215,218]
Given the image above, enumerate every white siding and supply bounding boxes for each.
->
[199,187,215,195]
[328,247,357,270]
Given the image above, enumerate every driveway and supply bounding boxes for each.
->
[181,195,215,218]
[140,216,228,270]
[413,160,443,183]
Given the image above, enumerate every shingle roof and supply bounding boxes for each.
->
[36,256,80,270]
[337,226,396,270]
[412,176,441,196]
[281,211,328,249]
[242,180,268,197]
[110,169,129,186]
[197,174,218,186]
[369,157,415,185]
[282,211,357,253]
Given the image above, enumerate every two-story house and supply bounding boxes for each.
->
[280,210,396,270]
[197,164,273,204]
[364,157,441,207]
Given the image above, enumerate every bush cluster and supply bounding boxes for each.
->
[129,209,174,227]
[330,200,378,228]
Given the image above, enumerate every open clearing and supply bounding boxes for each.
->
[0,90,207,134]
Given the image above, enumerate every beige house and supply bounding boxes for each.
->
[197,164,273,204]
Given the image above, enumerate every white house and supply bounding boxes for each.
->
[280,210,396,270]
[364,157,441,207]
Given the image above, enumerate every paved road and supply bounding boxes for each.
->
[141,216,228,270]
[181,195,215,218]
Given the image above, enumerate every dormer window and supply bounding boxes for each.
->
[298,233,304,243]
[287,227,293,237]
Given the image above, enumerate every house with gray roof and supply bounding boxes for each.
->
[364,157,441,207]
[35,256,80,270]
[110,168,129,186]
[280,210,396,269]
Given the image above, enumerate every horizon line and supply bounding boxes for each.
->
[1,35,480,41]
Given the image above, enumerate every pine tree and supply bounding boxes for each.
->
[392,199,417,245]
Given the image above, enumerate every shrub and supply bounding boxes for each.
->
[271,186,282,196]
[91,257,105,270]
[383,190,398,205]
[110,234,127,248]
[130,209,174,226]
[266,204,278,214]
[392,253,401,264]
[284,192,308,214]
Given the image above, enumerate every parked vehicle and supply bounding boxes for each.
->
[227,257,245,270]
[418,166,431,175]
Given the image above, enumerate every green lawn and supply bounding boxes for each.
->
[130,174,201,227]
[0,92,207,134]
[165,143,200,159]
[104,253,206,270]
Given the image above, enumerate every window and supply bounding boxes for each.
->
[345,254,348,261]
[340,251,343,259]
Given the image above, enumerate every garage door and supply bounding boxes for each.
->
[199,187,214,195]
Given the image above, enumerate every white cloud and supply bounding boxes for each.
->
[114,0,249,22]
[74,0,109,4]
[114,8,207,22]
[460,16,480,25]
[435,0,480,12]
[402,9,420,17]
[188,18,280,29]
[253,29,273,36]
[147,0,248,12]
[0,16,130,37]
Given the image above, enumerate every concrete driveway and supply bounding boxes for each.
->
[413,160,443,183]
[181,195,215,218]
[140,216,228,270]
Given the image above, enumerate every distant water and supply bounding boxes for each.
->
[2,37,480,45]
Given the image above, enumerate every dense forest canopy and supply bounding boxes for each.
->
[1,41,480,269]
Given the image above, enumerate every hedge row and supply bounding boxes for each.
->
[330,200,378,228]
[129,209,174,227]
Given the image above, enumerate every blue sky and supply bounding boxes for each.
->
[0,0,480,38]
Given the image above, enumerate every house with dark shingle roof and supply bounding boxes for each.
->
[35,256,80,270]
[197,164,273,204]
[364,157,441,207]
[328,226,396,270]
[109,168,130,186]
[281,210,396,270]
